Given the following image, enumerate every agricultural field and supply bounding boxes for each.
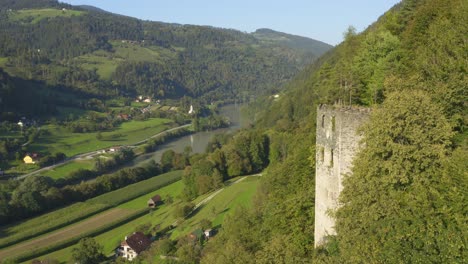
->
[0,208,135,261]
[34,176,260,263]
[0,202,109,250]
[87,170,182,207]
[41,159,94,180]
[28,117,173,157]
[30,180,186,262]
[0,170,182,261]
[8,8,85,24]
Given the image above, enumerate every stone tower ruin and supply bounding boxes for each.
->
[314,104,370,247]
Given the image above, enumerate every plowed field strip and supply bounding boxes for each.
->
[0,208,133,260]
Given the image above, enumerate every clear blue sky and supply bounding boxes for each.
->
[60,0,400,45]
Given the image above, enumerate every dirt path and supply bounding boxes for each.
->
[0,208,133,260]
[172,175,260,226]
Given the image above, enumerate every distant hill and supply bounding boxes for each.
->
[0,0,332,112]
[76,5,111,14]
[252,28,332,56]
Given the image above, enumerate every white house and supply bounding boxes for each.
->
[116,232,152,261]
[188,105,195,114]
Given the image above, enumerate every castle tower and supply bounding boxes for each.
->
[314,104,370,247]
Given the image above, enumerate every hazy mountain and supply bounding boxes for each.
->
[0,0,332,107]
[252,28,332,56]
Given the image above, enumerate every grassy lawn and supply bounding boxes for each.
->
[9,8,85,24]
[32,176,260,263]
[41,159,94,180]
[28,118,173,157]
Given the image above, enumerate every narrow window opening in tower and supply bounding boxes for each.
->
[331,116,336,132]
[330,149,334,167]
[320,147,324,162]
[321,115,325,128]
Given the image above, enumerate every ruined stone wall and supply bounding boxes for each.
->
[314,104,370,247]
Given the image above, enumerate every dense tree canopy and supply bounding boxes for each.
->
[201,0,467,263]
[333,91,465,263]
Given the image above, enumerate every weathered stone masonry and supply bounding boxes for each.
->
[314,104,370,247]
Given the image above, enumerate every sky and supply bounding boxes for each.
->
[60,0,401,45]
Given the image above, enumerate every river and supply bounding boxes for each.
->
[130,103,247,166]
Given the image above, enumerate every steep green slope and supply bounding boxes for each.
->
[253,28,332,56]
[202,0,467,262]
[0,0,332,105]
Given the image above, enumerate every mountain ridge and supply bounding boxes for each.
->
[0,0,332,113]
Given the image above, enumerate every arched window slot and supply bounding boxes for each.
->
[321,115,325,128]
[330,149,334,167]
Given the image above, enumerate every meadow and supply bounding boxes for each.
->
[28,118,173,157]
[74,41,177,80]
[9,8,85,24]
[42,159,94,180]
[170,176,260,238]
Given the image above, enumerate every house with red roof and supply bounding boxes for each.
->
[116,232,152,261]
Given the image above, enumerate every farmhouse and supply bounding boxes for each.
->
[204,229,215,238]
[23,153,39,164]
[108,146,121,153]
[116,232,152,261]
[188,105,195,114]
[189,229,204,242]
[147,194,161,208]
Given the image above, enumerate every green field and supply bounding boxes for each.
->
[28,118,173,157]
[0,202,109,250]
[34,180,186,262]
[74,42,177,79]
[0,57,7,67]
[9,8,85,24]
[35,176,260,262]
[87,171,182,207]
[170,176,260,238]
[42,159,94,180]
[74,53,121,80]
[0,171,182,252]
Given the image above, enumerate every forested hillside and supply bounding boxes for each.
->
[0,0,331,118]
[202,0,467,262]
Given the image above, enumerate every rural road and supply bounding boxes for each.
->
[15,124,192,180]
